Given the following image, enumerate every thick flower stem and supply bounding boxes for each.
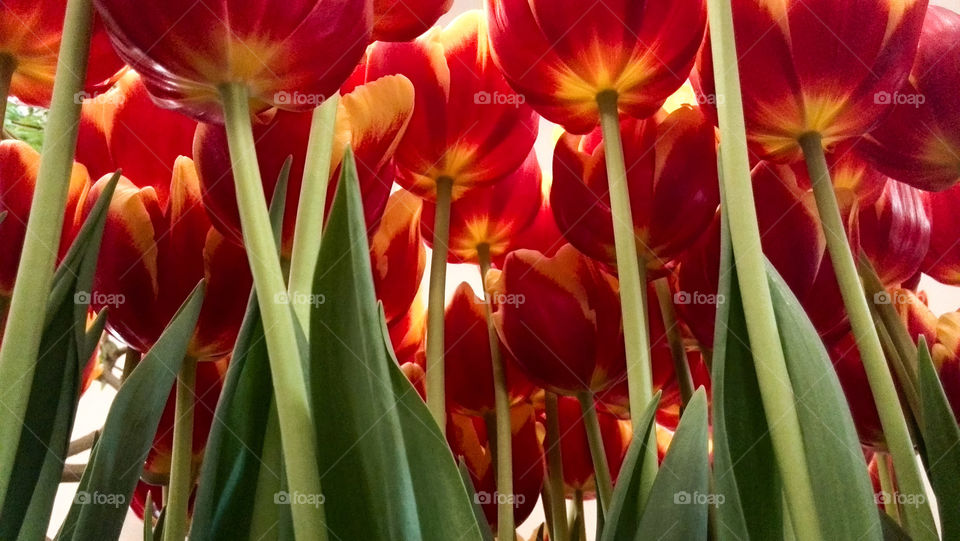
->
[544,392,569,541]
[219,82,327,540]
[0,54,16,134]
[577,391,612,518]
[287,94,340,329]
[0,0,93,507]
[706,1,823,538]
[801,132,936,540]
[477,244,515,540]
[426,177,453,433]
[654,277,695,408]
[163,356,197,541]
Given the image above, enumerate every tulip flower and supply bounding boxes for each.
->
[195,74,414,255]
[85,157,251,360]
[444,282,534,417]
[447,404,544,528]
[552,105,719,274]
[94,0,370,122]
[922,184,960,285]
[932,312,960,422]
[372,0,452,42]
[856,180,931,288]
[389,294,426,368]
[893,289,938,347]
[549,396,630,496]
[130,481,164,522]
[371,190,425,325]
[75,70,198,207]
[422,151,542,265]
[0,141,90,326]
[363,10,538,428]
[0,0,123,111]
[497,193,565,267]
[862,6,960,192]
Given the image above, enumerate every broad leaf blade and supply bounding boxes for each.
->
[917,337,960,539]
[311,149,482,540]
[57,284,205,540]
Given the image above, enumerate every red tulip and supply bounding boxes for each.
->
[0,141,90,300]
[548,395,630,496]
[862,6,960,191]
[486,0,706,133]
[422,151,541,264]
[130,481,164,521]
[498,192,565,267]
[94,0,371,121]
[143,359,226,483]
[551,105,719,274]
[389,295,426,368]
[696,0,927,163]
[372,0,452,42]
[444,282,535,417]
[828,333,885,448]
[362,11,538,201]
[370,190,425,325]
[76,70,198,207]
[86,158,251,359]
[0,0,123,106]
[892,288,938,346]
[488,245,625,396]
[195,74,413,255]
[447,404,544,526]
[856,180,931,288]
[932,312,960,422]
[922,184,960,284]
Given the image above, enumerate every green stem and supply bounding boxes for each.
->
[544,392,569,541]
[287,94,340,330]
[426,177,453,433]
[163,356,197,541]
[877,452,902,523]
[0,54,16,135]
[871,305,921,423]
[653,277,695,408]
[0,0,94,507]
[801,132,936,540]
[577,391,613,518]
[572,489,586,540]
[705,2,823,538]
[858,256,920,386]
[219,82,327,540]
[478,244,515,540]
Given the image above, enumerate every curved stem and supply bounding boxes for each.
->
[219,82,327,540]
[654,277,695,408]
[577,391,612,518]
[426,177,453,432]
[478,244,515,540]
[544,392,569,541]
[705,2,823,538]
[163,356,197,541]
[287,94,340,330]
[0,0,94,507]
[0,54,16,135]
[801,133,936,540]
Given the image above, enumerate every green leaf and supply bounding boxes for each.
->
[189,157,292,541]
[310,148,482,540]
[634,389,710,540]
[710,209,781,541]
[458,460,495,541]
[599,391,661,541]
[917,337,960,539]
[0,175,117,538]
[56,283,205,541]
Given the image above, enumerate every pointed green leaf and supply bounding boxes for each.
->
[311,148,482,540]
[56,283,205,540]
[458,459,495,541]
[917,337,960,539]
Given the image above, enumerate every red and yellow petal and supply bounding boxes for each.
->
[370,190,424,325]
[371,0,452,42]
